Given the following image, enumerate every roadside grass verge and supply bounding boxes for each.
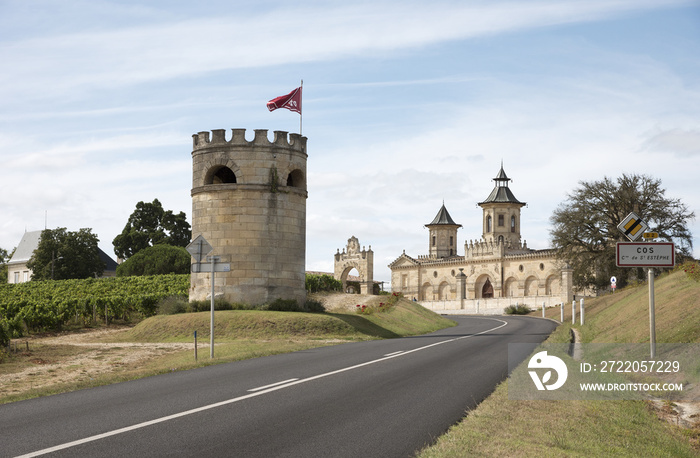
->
[419,383,697,457]
[1,297,455,404]
[418,270,700,457]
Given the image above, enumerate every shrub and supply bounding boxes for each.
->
[305,274,342,293]
[355,293,402,315]
[116,244,191,277]
[504,304,532,315]
[188,299,251,312]
[0,319,9,348]
[303,299,325,313]
[264,299,302,312]
[678,261,700,282]
[157,296,188,315]
[259,298,326,313]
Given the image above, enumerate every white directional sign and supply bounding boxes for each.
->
[186,235,213,263]
[616,242,675,267]
[192,262,231,273]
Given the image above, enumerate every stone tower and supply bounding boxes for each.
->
[190,129,307,305]
[425,203,462,258]
[478,164,525,246]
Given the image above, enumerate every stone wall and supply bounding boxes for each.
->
[419,295,564,315]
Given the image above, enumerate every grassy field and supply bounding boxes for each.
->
[418,269,700,457]
[0,295,455,404]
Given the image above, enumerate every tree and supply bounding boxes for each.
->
[116,244,191,277]
[550,173,694,292]
[112,199,191,259]
[27,228,105,280]
[0,247,13,284]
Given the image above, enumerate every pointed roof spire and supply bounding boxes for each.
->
[494,160,509,181]
[479,163,525,206]
[426,203,462,227]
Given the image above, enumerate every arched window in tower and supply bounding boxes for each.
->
[205,166,236,185]
[511,215,516,233]
[487,215,492,232]
[498,214,504,227]
[286,169,304,188]
[432,235,436,247]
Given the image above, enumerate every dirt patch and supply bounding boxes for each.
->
[1,327,198,400]
[311,293,380,312]
[651,400,700,451]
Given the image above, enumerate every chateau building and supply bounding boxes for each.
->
[6,230,118,283]
[389,165,573,314]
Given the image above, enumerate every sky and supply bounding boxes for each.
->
[1,0,699,285]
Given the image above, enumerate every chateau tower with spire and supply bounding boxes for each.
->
[425,203,462,258]
[478,163,525,247]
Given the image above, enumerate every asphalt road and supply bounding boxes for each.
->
[1,315,557,458]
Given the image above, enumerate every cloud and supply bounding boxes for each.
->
[1,0,689,103]
[643,128,700,158]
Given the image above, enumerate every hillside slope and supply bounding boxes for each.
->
[579,269,700,343]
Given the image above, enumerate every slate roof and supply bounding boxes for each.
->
[426,204,462,227]
[478,164,525,206]
[7,231,42,264]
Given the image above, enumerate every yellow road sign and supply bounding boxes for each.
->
[617,212,648,241]
[643,232,659,239]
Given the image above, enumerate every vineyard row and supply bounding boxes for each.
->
[0,274,190,336]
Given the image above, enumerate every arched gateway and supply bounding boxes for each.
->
[334,236,374,295]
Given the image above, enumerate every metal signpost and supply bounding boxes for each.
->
[616,213,675,358]
[186,236,231,359]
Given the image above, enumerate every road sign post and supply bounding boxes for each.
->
[616,213,673,358]
[209,256,217,359]
[616,239,674,358]
[648,268,656,358]
[186,236,232,359]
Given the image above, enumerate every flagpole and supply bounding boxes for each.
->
[300,79,303,136]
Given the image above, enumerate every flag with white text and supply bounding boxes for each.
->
[267,87,302,114]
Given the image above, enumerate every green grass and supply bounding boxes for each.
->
[104,297,454,343]
[418,270,700,457]
[577,270,700,343]
[420,383,697,458]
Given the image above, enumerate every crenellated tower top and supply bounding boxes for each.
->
[192,129,307,154]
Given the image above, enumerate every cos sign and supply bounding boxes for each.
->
[616,242,675,267]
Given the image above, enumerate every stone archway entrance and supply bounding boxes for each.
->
[482,279,494,298]
[334,236,374,295]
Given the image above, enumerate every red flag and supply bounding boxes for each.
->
[267,86,302,114]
